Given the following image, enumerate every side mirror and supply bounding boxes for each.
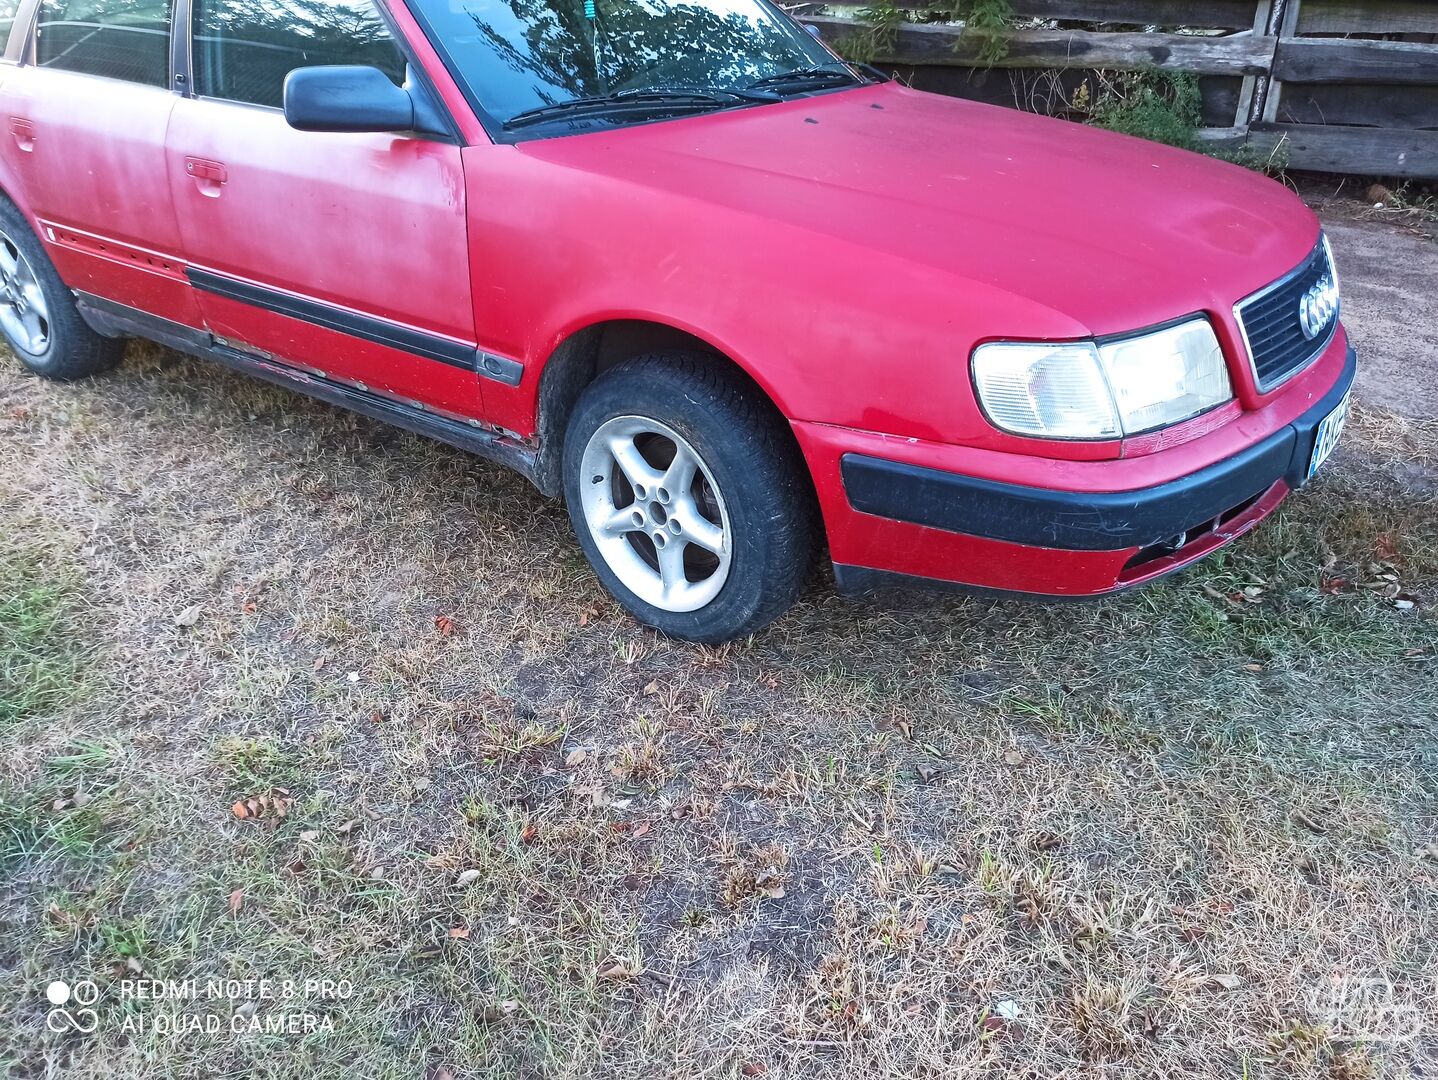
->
[283,65,448,137]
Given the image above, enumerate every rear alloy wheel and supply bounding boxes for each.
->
[0,198,124,380]
[563,354,816,642]
[0,233,52,358]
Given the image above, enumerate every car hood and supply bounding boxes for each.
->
[518,81,1320,338]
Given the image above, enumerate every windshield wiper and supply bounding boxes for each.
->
[745,64,869,94]
[504,86,778,130]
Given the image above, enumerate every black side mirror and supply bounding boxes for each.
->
[283,65,448,137]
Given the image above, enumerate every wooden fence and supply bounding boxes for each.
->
[794,0,1438,178]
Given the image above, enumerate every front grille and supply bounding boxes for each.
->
[1235,239,1337,391]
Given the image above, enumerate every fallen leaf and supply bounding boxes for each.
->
[1210,973,1242,991]
[435,615,457,636]
[598,957,641,979]
[479,1000,519,1023]
[564,748,588,767]
[335,818,361,836]
[755,873,786,899]
[174,605,202,628]
[740,1064,768,1077]
[520,824,538,843]
[228,888,244,916]
[231,789,292,821]
[456,868,482,887]
[915,764,937,783]
[1003,750,1023,766]
[630,821,651,839]
[448,926,470,939]
[1291,808,1328,834]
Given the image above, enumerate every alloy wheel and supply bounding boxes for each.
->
[578,415,731,612]
[0,230,50,356]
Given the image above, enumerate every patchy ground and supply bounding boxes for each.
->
[1,194,1436,1080]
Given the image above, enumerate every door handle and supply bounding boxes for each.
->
[184,156,227,196]
[9,118,35,152]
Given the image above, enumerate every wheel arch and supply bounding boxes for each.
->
[530,316,803,499]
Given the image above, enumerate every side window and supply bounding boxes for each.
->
[34,0,172,86]
[193,0,407,110]
[0,0,20,55]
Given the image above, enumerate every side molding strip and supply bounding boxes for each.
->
[185,267,524,386]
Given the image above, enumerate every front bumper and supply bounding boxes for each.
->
[798,342,1356,597]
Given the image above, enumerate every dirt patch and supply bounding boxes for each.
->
[1306,181,1438,419]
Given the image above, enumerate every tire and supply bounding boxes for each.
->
[563,353,817,643]
[0,198,124,381]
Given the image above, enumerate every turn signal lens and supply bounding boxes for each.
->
[970,341,1119,439]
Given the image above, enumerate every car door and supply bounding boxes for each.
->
[0,0,203,327]
[164,0,484,417]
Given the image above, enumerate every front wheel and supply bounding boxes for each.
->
[563,354,817,643]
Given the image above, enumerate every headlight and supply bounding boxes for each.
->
[971,317,1233,439]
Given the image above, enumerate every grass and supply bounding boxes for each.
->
[0,537,85,725]
[0,323,1436,1077]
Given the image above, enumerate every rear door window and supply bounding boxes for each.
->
[0,0,21,55]
[34,0,172,86]
[192,0,407,109]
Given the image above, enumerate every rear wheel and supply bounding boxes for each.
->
[0,199,124,380]
[563,354,816,642]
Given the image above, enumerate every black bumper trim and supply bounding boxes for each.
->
[841,346,1356,553]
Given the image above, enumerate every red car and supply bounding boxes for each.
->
[0,0,1352,642]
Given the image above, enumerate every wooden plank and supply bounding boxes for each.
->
[1256,0,1299,124]
[885,63,1242,123]
[1273,38,1438,85]
[1243,123,1438,176]
[1278,83,1438,129]
[815,0,1258,27]
[1233,0,1274,128]
[1296,0,1438,35]
[803,17,1274,74]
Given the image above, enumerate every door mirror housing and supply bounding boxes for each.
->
[283,65,449,137]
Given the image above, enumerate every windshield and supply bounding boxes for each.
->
[407,0,842,130]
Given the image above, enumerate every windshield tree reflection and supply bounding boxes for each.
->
[411,0,837,127]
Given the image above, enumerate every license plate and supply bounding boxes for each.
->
[1308,391,1350,479]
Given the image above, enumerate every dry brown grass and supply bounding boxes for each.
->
[2,337,1436,1079]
